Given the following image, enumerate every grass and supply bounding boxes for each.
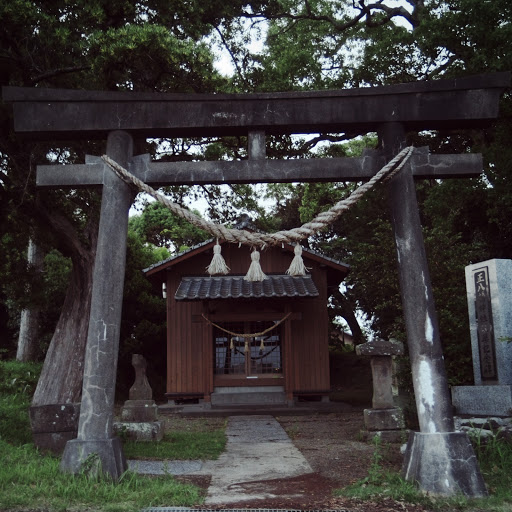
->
[123,429,226,460]
[4,360,512,511]
[0,359,41,445]
[0,360,224,512]
[0,440,202,512]
[336,434,512,511]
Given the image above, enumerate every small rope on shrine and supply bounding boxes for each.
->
[201,312,292,338]
[101,145,414,250]
[206,240,230,275]
[244,249,267,281]
[286,244,310,276]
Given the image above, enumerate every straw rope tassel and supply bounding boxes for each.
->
[245,340,250,353]
[230,338,235,350]
[206,241,230,276]
[244,249,267,281]
[286,244,309,276]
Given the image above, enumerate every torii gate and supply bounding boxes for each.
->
[3,72,509,494]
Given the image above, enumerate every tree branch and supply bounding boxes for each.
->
[249,0,418,32]
[30,65,91,86]
[299,133,350,153]
[214,25,246,86]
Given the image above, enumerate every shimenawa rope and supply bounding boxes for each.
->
[101,146,414,249]
[202,312,292,338]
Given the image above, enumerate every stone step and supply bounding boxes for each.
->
[210,391,287,406]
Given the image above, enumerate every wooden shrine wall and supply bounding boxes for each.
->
[165,244,332,397]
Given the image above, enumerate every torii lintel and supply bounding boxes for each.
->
[2,72,510,139]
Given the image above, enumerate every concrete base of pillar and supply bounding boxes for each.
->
[402,431,488,497]
[60,437,127,480]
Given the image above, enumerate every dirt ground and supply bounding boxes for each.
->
[175,411,433,512]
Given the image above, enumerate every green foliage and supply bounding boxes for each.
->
[1,0,511,402]
[0,359,41,396]
[470,430,512,503]
[0,362,220,510]
[88,24,224,92]
[0,360,42,445]
[129,202,209,253]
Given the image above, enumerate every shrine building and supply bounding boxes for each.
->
[144,224,349,408]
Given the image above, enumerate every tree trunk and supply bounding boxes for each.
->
[331,289,365,345]
[32,248,94,405]
[16,238,44,362]
[31,201,97,406]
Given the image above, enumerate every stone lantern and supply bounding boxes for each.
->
[356,338,406,442]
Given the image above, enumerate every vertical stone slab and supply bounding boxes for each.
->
[60,131,133,479]
[381,123,487,496]
[466,259,512,386]
[452,259,512,416]
[248,131,266,160]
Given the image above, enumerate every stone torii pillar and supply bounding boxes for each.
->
[59,131,134,478]
[381,123,487,495]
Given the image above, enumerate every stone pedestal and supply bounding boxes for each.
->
[452,385,512,417]
[113,420,163,442]
[402,432,487,496]
[121,399,158,422]
[29,403,80,454]
[357,338,406,442]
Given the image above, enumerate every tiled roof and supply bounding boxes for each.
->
[175,274,319,301]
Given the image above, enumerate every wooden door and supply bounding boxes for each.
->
[213,320,283,386]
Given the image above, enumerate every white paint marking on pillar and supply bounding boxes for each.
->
[395,235,411,264]
[97,320,108,342]
[425,313,434,344]
[418,359,437,433]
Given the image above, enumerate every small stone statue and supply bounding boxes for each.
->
[129,354,153,401]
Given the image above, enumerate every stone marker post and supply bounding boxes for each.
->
[452,259,512,416]
[60,131,133,479]
[381,123,487,496]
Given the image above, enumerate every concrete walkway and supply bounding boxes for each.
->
[128,415,313,504]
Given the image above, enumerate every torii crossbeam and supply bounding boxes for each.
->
[3,72,510,493]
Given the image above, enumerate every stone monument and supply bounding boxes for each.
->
[452,259,512,416]
[114,354,163,441]
[356,338,406,442]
